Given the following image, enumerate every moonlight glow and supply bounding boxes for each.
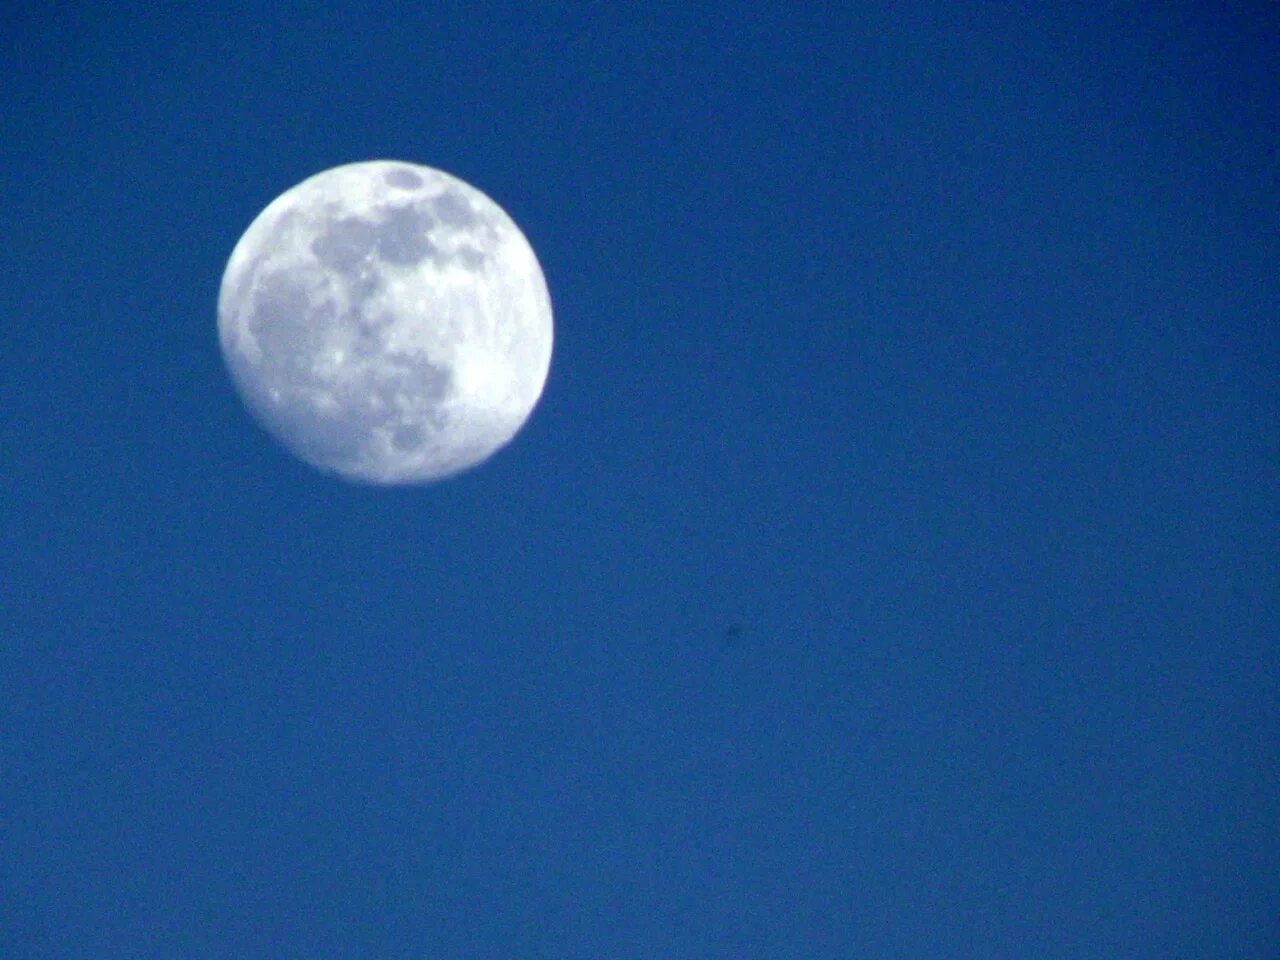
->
[217,160,553,484]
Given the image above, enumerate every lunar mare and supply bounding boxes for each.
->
[218,160,553,484]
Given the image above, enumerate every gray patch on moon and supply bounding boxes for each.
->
[432,189,479,228]
[398,355,453,407]
[385,168,423,190]
[458,246,486,270]
[363,201,489,270]
[374,205,437,265]
[346,308,394,360]
[363,353,454,423]
[247,274,336,380]
[391,423,426,451]
[311,216,378,275]
[345,269,383,307]
[303,199,489,274]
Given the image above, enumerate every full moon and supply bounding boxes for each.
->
[217,160,553,484]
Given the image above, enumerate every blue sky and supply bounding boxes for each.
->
[1,3,1277,957]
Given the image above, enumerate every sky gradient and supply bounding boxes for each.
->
[2,3,1277,957]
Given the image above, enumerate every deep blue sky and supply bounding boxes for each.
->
[2,3,1277,957]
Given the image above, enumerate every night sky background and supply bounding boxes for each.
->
[2,3,1277,958]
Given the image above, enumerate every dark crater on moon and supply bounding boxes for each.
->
[311,216,378,273]
[384,168,423,190]
[365,353,454,416]
[248,275,337,378]
[309,201,490,271]
[391,423,426,451]
[458,246,486,269]
[374,206,438,265]
[432,189,479,228]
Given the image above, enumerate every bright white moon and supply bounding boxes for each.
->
[218,160,553,484]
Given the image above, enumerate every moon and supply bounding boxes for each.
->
[217,160,553,484]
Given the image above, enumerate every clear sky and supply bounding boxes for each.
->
[2,3,1276,957]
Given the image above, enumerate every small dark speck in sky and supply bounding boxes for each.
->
[722,622,745,648]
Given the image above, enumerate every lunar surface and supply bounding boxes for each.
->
[217,160,553,484]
